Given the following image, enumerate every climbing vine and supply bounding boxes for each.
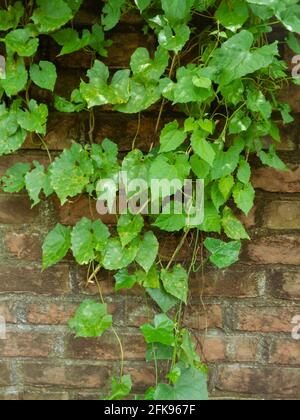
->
[1,0,300,400]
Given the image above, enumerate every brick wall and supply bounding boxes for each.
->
[0,1,300,400]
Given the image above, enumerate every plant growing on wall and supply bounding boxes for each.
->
[1,0,299,400]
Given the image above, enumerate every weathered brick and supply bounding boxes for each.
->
[0,301,18,324]
[269,339,300,366]
[190,269,264,299]
[0,362,11,386]
[67,332,146,361]
[184,305,223,331]
[198,336,226,363]
[216,366,300,396]
[252,164,300,193]
[226,336,260,363]
[263,201,300,229]
[269,271,300,300]
[4,232,42,261]
[22,362,111,388]
[234,306,300,333]
[22,389,69,401]
[127,364,156,392]
[246,235,300,265]
[0,331,57,357]
[0,265,70,295]
[26,302,77,325]
[0,195,39,224]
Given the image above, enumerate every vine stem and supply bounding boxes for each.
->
[166,229,190,271]
[93,268,125,379]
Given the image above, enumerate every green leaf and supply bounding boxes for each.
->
[49,143,94,205]
[161,66,213,104]
[204,237,241,269]
[136,231,159,273]
[134,0,151,12]
[17,100,48,135]
[153,213,186,232]
[180,329,200,366]
[286,33,300,54]
[1,163,31,193]
[190,155,211,180]
[102,238,140,270]
[161,265,188,304]
[146,343,173,362]
[220,79,244,105]
[89,24,111,57]
[246,89,272,120]
[154,364,208,401]
[229,111,251,134]
[52,28,91,56]
[233,182,255,215]
[0,104,27,156]
[215,0,249,32]
[259,145,288,171]
[141,314,175,346]
[147,287,179,313]
[0,2,24,31]
[159,121,187,153]
[71,218,110,265]
[1,57,28,97]
[131,47,169,85]
[237,158,251,184]
[218,175,234,200]
[211,182,226,211]
[211,139,244,180]
[69,300,112,338]
[114,269,138,291]
[42,224,71,269]
[210,30,278,86]
[32,0,73,33]
[102,0,125,31]
[222,207,250,240]
[117,214,144,247]
[25,161,53,207]
[191,130,216,167]
[159,24,191,54]
[5,28,39,57]
[80,60,130,108]
[161,0,194,24]
[198,201,222,233]
[30,61,57,92]
[104,375,132,400]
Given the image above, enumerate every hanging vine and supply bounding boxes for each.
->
[0,0,300,400]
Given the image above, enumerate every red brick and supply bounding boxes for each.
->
[0,195,39,224]
[184,305,223,331]
[190,269,263,299]
[27,302,77,325]
[246,235,300,265]
[22,362,111,388]
[67,332,146,361]
[0,265,70,295]
[4,232,42,261]
[269,339,300,366]
[127,364,156,392]
[263,201,300,229]
[0,152,49,177]
[216,366,300,396]
[0,362,11,386]
[234,306,300,333]
[198,336,226,363]
[226,336,260,363]
[252,164,300,193]
[0,331,57,357]
[77,266,115,296]
[269,271,300,300]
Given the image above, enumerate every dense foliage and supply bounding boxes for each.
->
[1,0,300,400]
